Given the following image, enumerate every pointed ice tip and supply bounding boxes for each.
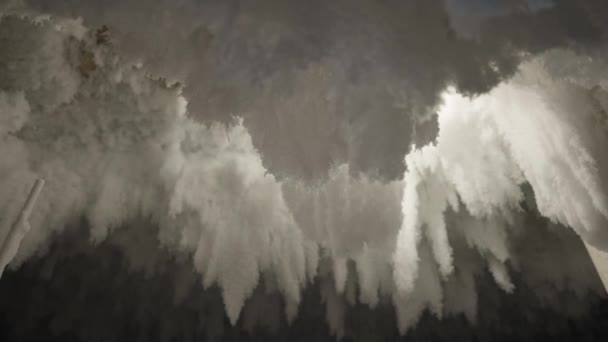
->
[584,241,608,295]
[223,295,244,326]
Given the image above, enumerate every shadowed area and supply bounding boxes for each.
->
[0,216,606,342]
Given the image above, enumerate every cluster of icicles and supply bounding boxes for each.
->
[1,14,607,338]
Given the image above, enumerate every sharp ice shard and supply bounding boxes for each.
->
[0,178,44,277]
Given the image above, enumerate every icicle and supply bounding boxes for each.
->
[0,178,44,278]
